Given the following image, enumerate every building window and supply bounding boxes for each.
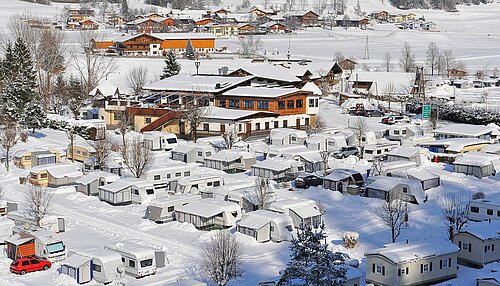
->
[255,123,261,130]
[244,100,254,108]
[296,99,303,108]
[309,98,314,107]
[154,175,160,180]
[257,101,269,109]
[218,100,227,107]
[441,259,449,268]
[287,100,294,109]
[274,121,279,128]
[283,120,287,128]
[265,122,270,130]
[239,124,243,132]
[229,99,240,108]
[203,123,209,131]
[278,101,285,109]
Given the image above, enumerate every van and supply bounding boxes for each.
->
[175,175,224,194]
[381,115,410,125]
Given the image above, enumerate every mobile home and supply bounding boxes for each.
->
[365,239,459,286]
[297,151,325,173]
[7,211,65,233]
[363,141,400,161]
[467,200,500,222]
[175,175,224,194]
[204,150,256,173]
[0,217,15,244]
[105,242,162,278]
[59,253,93,284]
[171,143,215,164]
[379,161,418,177]
[385,147,430,166]
[146,194,203,223]
[140,162,194,191]
[268,199,322,227]
[269,128,308,146]
[388,124,423,141]
[453,152,500,178]
[143,131,178,151]
[251,158,305,182]
[75,171,119,196]
[67,137,97,162]
[266,145,308,159]
[236,210,294,243]
[29,163,83,187]
[434,124,498,143]
[68,248,125,284]
[306,133,347,152]
[13,149,61,169]
[175,199,241,230]
[393,168,441,190]
[454,221,500,268]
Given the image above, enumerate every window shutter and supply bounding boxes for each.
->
[440,260,442,269]
[469,243,472,253]
[398,269,401,276]
[430,262,433,271]
[420,264,423,273]
[382,266,385,276]
[372,263,375,273]
[448,258,451,267]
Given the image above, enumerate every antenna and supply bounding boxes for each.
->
[363,35,369,59]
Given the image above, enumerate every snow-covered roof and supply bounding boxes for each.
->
[387,147,428,158]
[252,158,303,172]
[268,145,308,154]
[175,199,240,218]
[221,86,302,98]
[70,248,122,265]
[99,178,144,193]
[301,81,323,95]
[405,168,440,181]
[363,141,400,150]
[269,199,318,214]
[234,64,302,83]
[324,168,361,181]
[143,131,176,141]
[460,221,500,241]
[345,265,363,280]
[30,163,82,178]
[298,151,323,163]
[418,138,490,153]
[349,71,414,95]
[202,106,276,120]
[484,143,500,155]
[0,216,15,227]
[434,124,496,137]
[75,171,119,185]
[105,242,155,260]
[270,128,308,140]
[366,176,422,193]
[177,174,222,186]
[149,193,202,208]
[454,152,500,167]
[205,149,254,162]
[62,253,91,268]
[381,160,418,171]
[143,74,253,93]
[365,239,459,264]
[238,209,292,230]
[172,143,213,154]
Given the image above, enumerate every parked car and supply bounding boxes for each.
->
[10,257,52,275]
[350,108,365,116]
[363,109,385,117]
[381,115,410,125]
[332,146,359,159]
[295,173,323,188]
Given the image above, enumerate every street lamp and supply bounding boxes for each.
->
[194,58,201,75]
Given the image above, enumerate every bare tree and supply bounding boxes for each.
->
[384,82,397,111]
[306,116,326,135]
[316,69,331,95]
[351,118,369,147]
[382,51,392,72]
[222,129,238,149]
[126,66,148,96]
[66,127,78,163]
[254,178,274,209]
[441,193,469,241]
[72,30,117,97]
[440,49,456,75]
[399,41,416,73]
[201,230,244,286]
[184,104,210,143]
[334,51,345,63]
[24,185,54,227]
[117,111,134,159]
[375,193,409,243]
[425,42,440,76]
[124,139,153,178]
[90,137,112,170]
[0,125,19,171]
[238,35,263,59]
[320,150,331,171]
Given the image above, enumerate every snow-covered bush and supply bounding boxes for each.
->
[342,231,359,249]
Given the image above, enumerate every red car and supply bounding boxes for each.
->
[10,257,52,275]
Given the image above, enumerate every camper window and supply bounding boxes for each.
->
[25,156,32,160]
[207,182,213,186]
[41,173,48,179]
[365,150,372,154]
[146,189,154,195]
[286,225,293,232]
[377,150,382,154]
[167,206,174,212]
[487,209,493,215]
[206,152,212,156]
[470,207,479,213]
[184,171,190,176]
[214,181,220,187]
[93,264,102,272]
[140,259,153,268]
[133,189,139,195]
[298,166,304,171]
[154,175,161,180]
[402,187,408,193]
[167,138,177,144]
[175,172,181,177]
[232,211,238,217]
[129,260,135,268]
[47,242,65,254]
[497,211,500,217]
[167,174,171,179]
[198,151,203,156]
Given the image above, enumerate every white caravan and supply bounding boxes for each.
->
[141,163,194,192]
[68,248,125,284]
[7,211,65,233]
[146,194,203,223]
[105,242,161,278]
[363,141,400,161]
[143,131,178,151]
[175,175,224,194]
[17,227,67,262]
[131,180,156,205]
[467,199,500,222]
[0,217,15,244]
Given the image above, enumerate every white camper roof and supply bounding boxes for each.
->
[30,163,82,178]
[324,169,362,181]
[99,178,142,193]
[75,171,119,185]
[176,199,240,218]
[177,174,222,186]
[366,176,423,193]
[460,221,500,241]
[252,158,303,172]
[106,242,155,261]
[269,199,318,213]
[70,247,123,264]
[454,152,500,167]
[434,124,496,137]
[0,216,15,228]
[62,253,91,268]
[149,194,202,207]
[419,138,490,152]
[387,147,428,158]
[484,144,500,155]
[206,149,254,162]
[365,239,459,264]
[270,128,308,140]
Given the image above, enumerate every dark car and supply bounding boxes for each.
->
[10,257,52,275]
[332,146,359,159]
[363,109,385,117]
[295,173,323,189]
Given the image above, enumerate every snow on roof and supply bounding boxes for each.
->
[434,124,496,137]
[175,199,240,218]
[387,147,428,158]
[0,216,15,227]
[235,64,302,83]
[105,242,155,260]
[5,231,35,245]
[239,210,292,231]
[454,152,500,167]
[301,81,323,95]
[381,160,418,171]
[270,128,308,139]
[202,106,275,120]
[365,239,459,264]
[164,279,207,286]
[177,174,222,185]
[460,221,500,241]
[70,247,122,264]
[363,141,400,150]
[221,86,302,98]
[252,158,303,172]
[99,178,143,193]
[149,193,202,207]
[62,253,91,268]
[366,176,422,192]
[298,151,323,163]
[345,265,363,280]
[75,171,119,185]
[418,138,490,152]
[484,144,500,155]
[205,149,254,162]
[324,168,361,181]
[269,199,318,213]
[30,163,82,178]
[143,131,176,141]
[405,168,440,181]
[143,74,253,93]
[238,213,270,230]
[172,143,212,154]
[349,71,415,95]
[268,145,308,153]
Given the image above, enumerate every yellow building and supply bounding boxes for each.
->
[67,138,96,162]
[14,150,61,169]
[209,24,241,37]
[391,14,405,23]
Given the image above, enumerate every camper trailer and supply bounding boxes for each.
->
[68,248,125,284]
[306,133,347,152]
[0,200,18,216]
[237,210,295,243]
[269,128,308,146]
[75,171,119,196]
[175,199,241,230]
[98,178,155,205]
[204,150,256,173]
[0,217,15,244]
[467,200,500,222]
[146,194,203,223]
[267,145,308,159]
[7,212,65,233]
[171,143,215,164]
[175,175,224,194]
[268,199,322,228]
[141,162,194,191]
[5,228,66,262]
[251,158,305,182]
[105,242,162,278]
[363,141,400,161]
[143,131,178,151]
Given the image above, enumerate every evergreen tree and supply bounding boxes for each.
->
[22,101,47,134]
[66,75,86,119]
[161,50,182,79]
[185,39,195,60]
[278,224,347,286]
[121,0,129,19]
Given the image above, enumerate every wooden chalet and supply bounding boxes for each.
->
[339,58,357,71]
[283,10,320,27]
[79,19,98,30]
[250,7,276,17]
[448,69,467,79]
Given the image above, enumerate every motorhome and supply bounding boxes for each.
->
[467,199,500,222]
[7,211,65,233]
[141,162,194,191]
[68,248,125,284]
[363,141,400,161]
[146,194,203,223]
[105,242,163,278]
[175,175,224,194]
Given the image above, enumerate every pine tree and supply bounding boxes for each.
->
[161,50,181,79]
[22,101,47,134]
[67,75,86,119]
[278,224,347,286]
[121,0,129,19]
[185,39,195,60]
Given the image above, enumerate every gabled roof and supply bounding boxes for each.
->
[205,149,254,162]
[202,106,277,120]
[434,124,496,137]
[232,64,302,83]
[221,86,303,99]
[62,253,91,268]
[143,74,254,93]
[324,168,362,181]
[175,199,240,218]
[459,221,500,241]
[252,158,303,172]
